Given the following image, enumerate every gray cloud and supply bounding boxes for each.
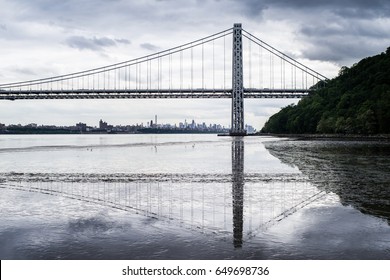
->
[65,36,116,51]
[302,39,388,65]
[298,16,390,63]
[140,43,160,51]
[301,20,390,40]
[263,0,390,12]
[10,67,37,76]
[0,24,6,30]
[333,7,390,19]
[230,0,268,17]
[115,38,131,44]
[236,0,390,64]
[65,36,130,51]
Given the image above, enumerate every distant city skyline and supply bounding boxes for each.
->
[1,116,256,134]
[0,116,256,134]
[1,114,257,132]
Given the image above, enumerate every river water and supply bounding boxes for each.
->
[0,134,389,259]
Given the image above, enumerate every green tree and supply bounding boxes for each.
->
[261,46,390,135]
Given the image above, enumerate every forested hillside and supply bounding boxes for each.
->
[261,47,390,134]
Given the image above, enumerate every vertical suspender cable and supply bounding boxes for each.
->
[169,53,172,90]
[140,62,142,90]
[259,44,262,89]
[129,64,131,90]
[150,59,152,90]
[280,57,282,90]
[294,63,296,89]
[248,33,252,88]
[202,40,204,89]
[124,64,127,90]
[180,48,183,90]
[284,58,286,90]
[146,60,148,90]
[191,46,193,90]
[305,70,308,90]
[157,57,159,90]
[150,58,152,90]
[269,52,272,89]
[224,35,226,90]
[135,62,138,90]
[103,67,105,90]
[213,39,215,90]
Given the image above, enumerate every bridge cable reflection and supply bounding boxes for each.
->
[0,148,328,248]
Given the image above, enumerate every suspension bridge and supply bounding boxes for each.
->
[0,23,327,135]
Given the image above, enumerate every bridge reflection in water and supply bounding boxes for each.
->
[1,139,326,248]
[232,138,244,248]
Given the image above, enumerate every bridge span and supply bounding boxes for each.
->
[0,23,327,135]
[0,88,310,100]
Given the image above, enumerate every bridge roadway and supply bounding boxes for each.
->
[0,88,310,100]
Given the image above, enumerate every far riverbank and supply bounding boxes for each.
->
[256,133,390,142]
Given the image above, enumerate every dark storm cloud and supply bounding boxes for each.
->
[236,0,390,21]
[3,0,389,71]
[263,0,390,12]
[230,0,268,17]
[232,0,390,64]
[301,22,390,40]
[333,7,390,19]
[65,36,130,51]
[302,42,366,62]
[298,16,390,63]
[12,0,174,23]
[236,0,389,15]
[302,39,388,63]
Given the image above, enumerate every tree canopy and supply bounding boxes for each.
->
[261,47,390,134]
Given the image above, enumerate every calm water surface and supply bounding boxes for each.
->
[0,134,389,259]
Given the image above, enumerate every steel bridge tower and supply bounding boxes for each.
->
[230,23,246,136]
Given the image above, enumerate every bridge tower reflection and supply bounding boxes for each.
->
[232,137,244,248]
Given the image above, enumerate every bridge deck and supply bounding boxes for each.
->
[0,88,311,100]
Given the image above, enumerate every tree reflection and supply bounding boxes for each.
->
[264,140,390,225]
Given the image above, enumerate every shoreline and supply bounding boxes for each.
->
[256,133,390,142]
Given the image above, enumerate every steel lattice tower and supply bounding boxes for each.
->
[230,23,246,136]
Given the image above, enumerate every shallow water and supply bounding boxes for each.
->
[0,134,389,259]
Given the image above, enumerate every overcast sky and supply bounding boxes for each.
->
[0,0,389,129]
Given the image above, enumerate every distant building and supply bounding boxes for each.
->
[76,122,87,132]
[27,123,38,128]
[99,119,108,130]
[245,124,256,134]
